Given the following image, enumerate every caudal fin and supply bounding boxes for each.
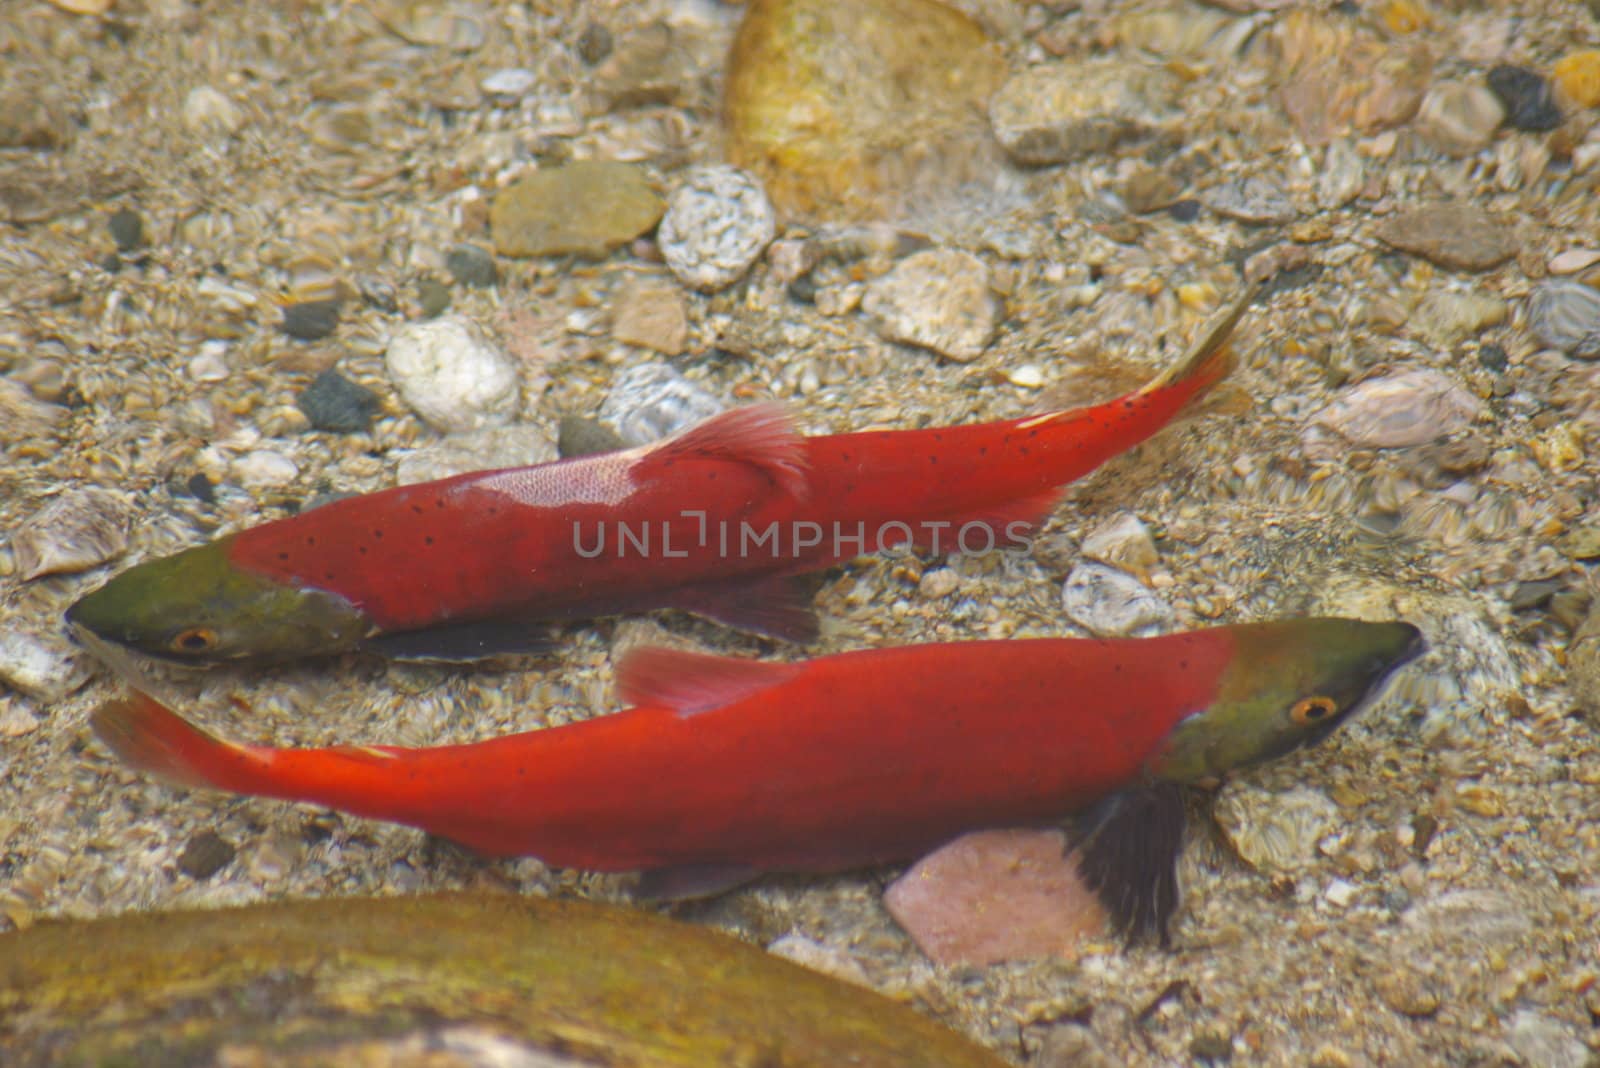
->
[1134,281,1262,412]
[91,690,270,792]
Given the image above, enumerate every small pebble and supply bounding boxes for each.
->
[988,58,1172,166]
[1006,363,1045,389]
[280,298,342,341]
[1548,248,1600,274]
[765,935,871,987]
[1167,199,1201,223]
[231,450,299,488]
[1486,65,1564,131]
[576,21,613,66]
[0,700,40,738]
[490,161,663,259]
[185,473,217,504]
[176,831,236,880]
[182,85,243,136]
[1477,341,1508,371]
[598,362,724,446]
[1324,879,1358,908]
[918,568,960,599]
[416,276,451,318]
[658,166,776,293]
[1311,368,1482,450]
[1505,1010,1589,1068]
[13,488,132,581]
[611,275,688,356]
[1375,202,1516,272]
[1525,280,1600,358]
[862,248,999,362]
[1189,1028,1234,1062]
[1413,80,1504,157]
[1552,50,1600,110]
[385,316,521,433]
[1204,175,1297,225]
[1079,512,1159,578]
[590,22,697,111]
[1215,783,1340,873]
[445,244,499,288]
[1118,166,1183,214]
[1376,970,1442,1017]
[1409,290,1508,348]
[0,632,90,703]
[396,425,557,486]
[297,369,381,433]
[107,207,144,251]
[1060,561,1172,637]
[479,67,537,102]
[883,829,1108,966]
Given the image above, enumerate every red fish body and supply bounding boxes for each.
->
[93,619,1423,902]
[68,290,1255,661]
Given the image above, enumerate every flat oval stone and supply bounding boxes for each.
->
[1374,201,1516,272]
[490,161,663,258]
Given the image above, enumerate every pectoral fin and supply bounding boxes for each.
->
[362,619,557,662]
[666,573,820,643]
[1066,781,1189,946]
[617,646,800,715]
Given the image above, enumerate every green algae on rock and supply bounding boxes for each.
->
[0,892,1007,1068]
[723,0,1006,223]
[490,160,664,258]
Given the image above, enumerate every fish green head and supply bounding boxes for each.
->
[1150,618,1424,784]
[65,536,370,662]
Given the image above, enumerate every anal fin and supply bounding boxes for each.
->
[635,863,761,901]
[666,573,820,643]
[1066,782,1189,947]
[362,619,557,663]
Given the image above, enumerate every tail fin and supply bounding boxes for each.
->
[1134,281,1261,412]
[91,690,269,792]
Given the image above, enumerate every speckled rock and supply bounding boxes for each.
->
[12,488,131,580]
[611,275,689,355]
[490,161,663,258]
[395,425,557,486]
[599,362,724,446]
[1486,65,1563,131]
[723,0,1006,222]
[1214,784,1340,873]
[1060,561,1173,637]
[1308,369,1482,451]
[1525,280,1600,358]
[658,166,776,293]
[1079,512,1159,579]
[385,316,520,433]
[1204,175,1297,225]
[297,369,381,433]
[1374,202,1516,272]
[1413,81,1505,156]
[988,58,1173,166]
[1409,290,1509,348]
[0,632,90,703]
[884,829,1108,966]
[862,248,998,362]
[230,450,298,489]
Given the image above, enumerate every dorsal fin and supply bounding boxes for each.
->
[617,646,801,716]
[649,404,809,500]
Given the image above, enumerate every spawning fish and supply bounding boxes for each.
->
[91,617,1423,937]
[67,287,1256,663]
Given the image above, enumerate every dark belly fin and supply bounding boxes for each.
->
[362,619,557,662]
[635,863,761,901]
[1066,781,1188,947]
[667,574,820,643]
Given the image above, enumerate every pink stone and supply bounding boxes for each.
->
[884,829,1110,967]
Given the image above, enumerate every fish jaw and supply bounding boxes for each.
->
[65,535,371,662]
[1147,618,1425,784]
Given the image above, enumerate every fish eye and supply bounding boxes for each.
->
[1290,695,1339,726]
[170,627,219,654]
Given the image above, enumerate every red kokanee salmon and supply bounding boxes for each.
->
[92,617,1422,937]
[68,288,1257,663]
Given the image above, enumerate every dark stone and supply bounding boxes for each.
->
[186,473,216,504]
[298,369,380,433]
[1167,198,1200,223]
[1510,575,1569,612]
[577,21,614,66]
[177,831,236,880]
[1189,1030,1233,1062]
[445,243,499,288]
[1477,341,1507,372]
[107,207,144,251]
[1486,65,1563,132]
[557,414,626,459]
[280,298,342,341]
[417,276,451,319]
[786,275,817,304]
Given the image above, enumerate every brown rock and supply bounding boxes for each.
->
[612,275,689,356]
[884,829,1109,966]
[1374,202,1516,272]
[490,161,663,258]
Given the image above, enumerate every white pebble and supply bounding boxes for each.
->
[182,85,243,136]
[863,248,999,362]
[599,362,725,446]
[0,632,90,703]
[658,165,776,293]
[231,450,299,488]
[385,315,521,433]
[1006,363,1046,389]
[1324,879,1358,908]
[480,67,537,101]
[1060,561,1172,637]
[1311,369,1482,450]
[187,341,231,383]
[1548,248,1600,275]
